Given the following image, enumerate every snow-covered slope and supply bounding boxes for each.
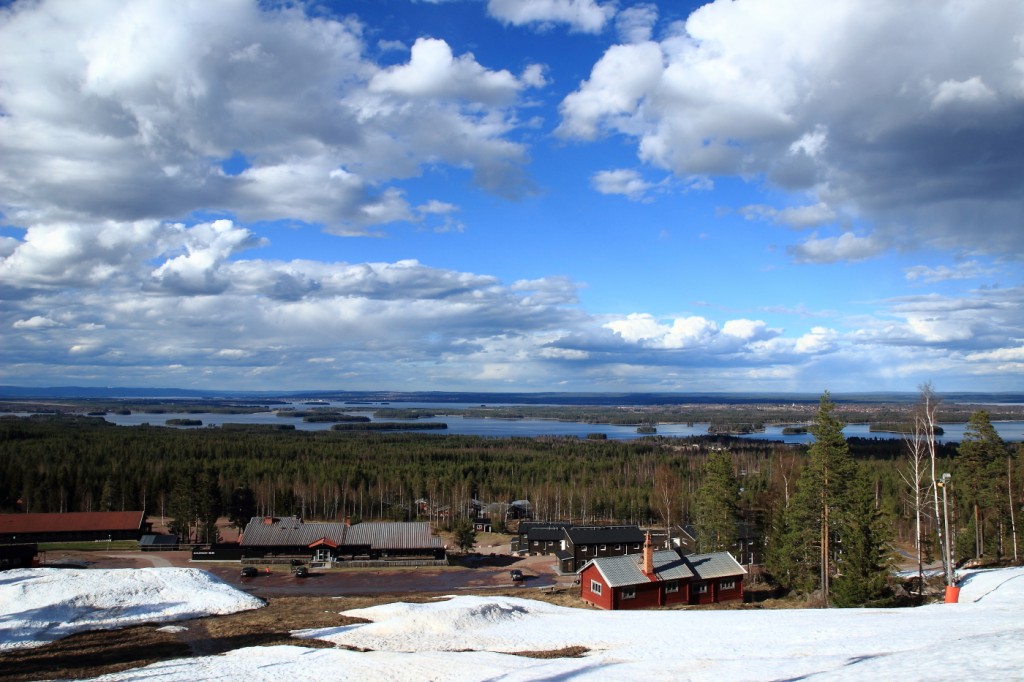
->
[0,567,264,650]
[5,566,1024,681]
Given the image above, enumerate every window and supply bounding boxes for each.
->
[532,540,539,546]
[632,544,641,550]
[696,583,708,594]
[622,587,636,600]
[591,580,603,595]
[614,544,621,551]
[599,544,607,551]
[665,582,679,594]
[720,580,736,590]
[581,545,588,553]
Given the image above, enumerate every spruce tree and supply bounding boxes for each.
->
[831,469,894,607]
[694,451,739,553]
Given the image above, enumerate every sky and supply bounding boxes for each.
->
[4,565,1024,681]
[1,0,1022,393]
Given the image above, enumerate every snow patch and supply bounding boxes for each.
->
[0,567,264,650]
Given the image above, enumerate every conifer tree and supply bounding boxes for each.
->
[767,392,855,602]
[957,410,1007,559]
[831,470,894,607]
[694,451,739,553]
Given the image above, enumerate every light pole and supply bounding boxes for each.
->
[939,473,954,588]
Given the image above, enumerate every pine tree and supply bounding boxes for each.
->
[957,410,1007,559]
[768,392,856,602]
[694,451,739,553]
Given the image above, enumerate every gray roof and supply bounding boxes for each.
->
[527,526,569,542]
[565,525,644,545]
[344,521,443,550]
[240,516,347,547]
[686,551,747,580]
[580,549,693,588]
[239,517,441,551]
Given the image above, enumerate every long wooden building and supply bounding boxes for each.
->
[238,516,446,561]
[0,511,148,543]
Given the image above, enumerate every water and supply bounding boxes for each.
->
[90,401,1024,443]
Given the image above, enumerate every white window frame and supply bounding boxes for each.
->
[720,579,736,590]
[591,580,603,595]
[599,544,607,551]
[581,545,588,553]
[696,583,708,594]
[665,582,679,594]
[621,587,636,600]
[614,544,621,551]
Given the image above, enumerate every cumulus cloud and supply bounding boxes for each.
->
[0,1,539,232]
[591,169,657,201]
[369,38,526,105]
[603,313,782,352]
[487,0,617,34]
[558,0,1024,260]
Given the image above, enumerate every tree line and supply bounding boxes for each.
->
[1,393,1020,606]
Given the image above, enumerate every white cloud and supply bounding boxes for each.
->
[558,0,1024,259]
[904,261,1000,283]
[591,169,655,201]
[0,1,538,231]
[741,202,836,229]
[12,316,60,329]
[788,232,886,264]
[369,38,525,105]
[932,76,998,109]
[615,4,658,44]
[487,0,616,34]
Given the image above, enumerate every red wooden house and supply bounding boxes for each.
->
[579,532,747,610]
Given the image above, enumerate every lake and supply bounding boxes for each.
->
[93,401,1024,443]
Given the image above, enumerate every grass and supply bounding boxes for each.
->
[0,587,592,681]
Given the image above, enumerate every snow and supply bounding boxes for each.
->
[0,567,264,650]
[4,566,1024,681]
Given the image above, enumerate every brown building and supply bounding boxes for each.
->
[0,511,148,544]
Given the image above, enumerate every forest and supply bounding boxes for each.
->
[1,392,1021,606]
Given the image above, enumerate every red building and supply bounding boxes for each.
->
[0,511,148,544]
[579,532,747,610]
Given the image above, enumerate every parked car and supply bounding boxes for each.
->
[294,566,309,578]
[510,569,524,582]
[290,559,305,567]
[240,566,259,578]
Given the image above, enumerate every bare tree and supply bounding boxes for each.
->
[901,418,928,597]
[919,382,949,583]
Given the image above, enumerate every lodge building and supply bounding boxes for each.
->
[579,532,747,610]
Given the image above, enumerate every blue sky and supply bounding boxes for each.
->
[1,0,1022,393]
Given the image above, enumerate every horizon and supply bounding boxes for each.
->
[1,0,1022,393]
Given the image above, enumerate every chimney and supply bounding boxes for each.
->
[642,531,655,579]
